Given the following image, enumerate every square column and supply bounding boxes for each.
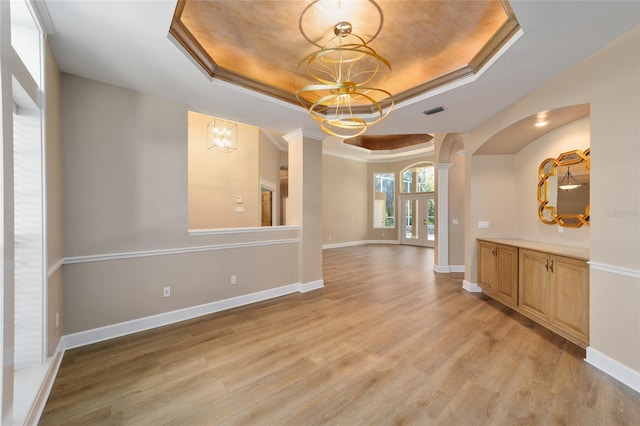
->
[435,163,453,272]
[283,128,324,291]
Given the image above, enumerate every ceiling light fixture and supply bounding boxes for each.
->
[296,1,393,139]
[207,119,237,153]
[558,167,580,190]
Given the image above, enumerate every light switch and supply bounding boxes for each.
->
[452,218,459,225]
[478,220,489,229]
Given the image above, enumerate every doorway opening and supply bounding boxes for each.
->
[260,179,277,226]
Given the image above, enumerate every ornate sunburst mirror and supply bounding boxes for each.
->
[537,149,590,227]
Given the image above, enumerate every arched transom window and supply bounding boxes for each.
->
[401,162,435,193]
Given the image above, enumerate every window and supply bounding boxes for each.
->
[402,163,434,193]
[373,173,395,228]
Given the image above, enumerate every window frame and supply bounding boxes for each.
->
[373,172,396,229]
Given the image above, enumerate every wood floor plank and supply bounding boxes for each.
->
[40,245,640,425]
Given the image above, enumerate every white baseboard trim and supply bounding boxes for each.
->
[323,240,400,250]
[434,265,465,273]
[64,282,320,349]
[323,240,368,250]
[586,347,640,393]
[299,279,324,293]
[462,280,483,293]
[27,339,65,425]
[367,239,400,245]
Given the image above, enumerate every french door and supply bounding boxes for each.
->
[400,194,435,247]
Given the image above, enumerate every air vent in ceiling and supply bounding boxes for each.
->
[423,106,446,115]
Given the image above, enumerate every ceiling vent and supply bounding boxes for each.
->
[423,106,446,115]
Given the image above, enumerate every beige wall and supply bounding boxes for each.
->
[61,75,299,334]
[45,43,63,355]
[514,117,590,246]
[322,155,368,245]
[188,111,260,229]
[462,27,640,373]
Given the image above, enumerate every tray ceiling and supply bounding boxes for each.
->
[170,0,520,107]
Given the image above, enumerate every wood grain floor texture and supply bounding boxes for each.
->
[40,245,639,425]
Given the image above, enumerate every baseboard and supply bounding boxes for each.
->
[367,239,400,245]
[64,282,320,349]
[323,241,368,250]
[299,279,324,293]
[462,280,483,293]
[323,240,400,249]
[586,347,640,393]
[26,339,65,425]
[434,265,465,273]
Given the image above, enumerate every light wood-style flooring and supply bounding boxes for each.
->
[40,245,640,425]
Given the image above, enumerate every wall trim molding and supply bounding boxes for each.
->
[589,261,640,279]
[64,238,299,265]
[462,280,483,293]
[47,258,64,278]
[28,340,65,425]
[188,225,299,236]
[63,282,319,350]
[586,347,640,393]
[434,264,465,273]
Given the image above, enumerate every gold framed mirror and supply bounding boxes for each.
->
[538,148,590,227]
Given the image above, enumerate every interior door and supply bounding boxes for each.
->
[261,189,272,226]
[400,195,435,247]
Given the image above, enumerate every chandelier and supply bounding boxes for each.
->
[207,119,237,153]
[295,1,393,139]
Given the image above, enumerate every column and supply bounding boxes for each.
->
[283,128,324,291]
[434,163,453,272]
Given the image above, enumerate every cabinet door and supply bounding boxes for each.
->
[495,245,518,307]
[549,255,589,342]
[478,242,496,293]
[519,249,549,321]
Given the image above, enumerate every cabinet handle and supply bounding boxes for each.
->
[492,247,497,256]
[549,260,554,273]
[545,259,549,271]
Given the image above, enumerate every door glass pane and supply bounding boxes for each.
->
[427,198,435,241]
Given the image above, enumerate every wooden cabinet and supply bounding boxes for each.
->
[548,254,590,343]
[477,241,518,307]
[519,249,549,322]
[519,249,589,346]
[478,239,589,348]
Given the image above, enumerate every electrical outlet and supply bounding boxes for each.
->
[231,275,237,285]
[163,286,171,297]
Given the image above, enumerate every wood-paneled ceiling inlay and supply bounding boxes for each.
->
[347,134,434,151]
[170,0,519,107]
